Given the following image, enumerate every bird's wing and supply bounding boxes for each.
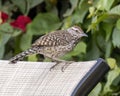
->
[32,30,72,47]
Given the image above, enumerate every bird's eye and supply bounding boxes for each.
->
[71,27,80,33]
[75,30,79,32]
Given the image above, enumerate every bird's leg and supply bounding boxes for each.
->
[50,57,74,71]
[43,55,74,71]
[50,58,66,71]
[49,62,59,71]
[61,61,74,72]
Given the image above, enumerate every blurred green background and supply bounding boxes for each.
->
[0,0,120,95]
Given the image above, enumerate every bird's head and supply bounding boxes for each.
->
[67,26,88,38]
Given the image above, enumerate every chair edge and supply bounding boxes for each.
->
[71,58,110,96]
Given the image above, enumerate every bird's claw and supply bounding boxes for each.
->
[49,61,60,71]
[61,61,74,72]
[50,61,74,72]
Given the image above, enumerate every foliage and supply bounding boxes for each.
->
[0,0,120,95]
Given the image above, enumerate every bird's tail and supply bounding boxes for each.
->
[9,47,38,64]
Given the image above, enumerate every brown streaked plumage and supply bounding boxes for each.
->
[9,26,87,71]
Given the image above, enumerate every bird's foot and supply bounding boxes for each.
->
[61,61,74,72]
[9,60,17,64]
[50,61,74,72]
[50,61,60,71]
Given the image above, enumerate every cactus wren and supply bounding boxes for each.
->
[9,26,87,71]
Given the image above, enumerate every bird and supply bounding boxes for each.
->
[9,26,88,71]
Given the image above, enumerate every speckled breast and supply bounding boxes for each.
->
[39,43,75,58]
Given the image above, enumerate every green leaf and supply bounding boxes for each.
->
[0,24,12,46]
[107,58,116,69]
[87,13,108,31]
[28,54,37,61]
[88,83,102,96]
[63,0,90,26]
[0,23,13,34]
[116,19,120,30]
[0,1,1,9]
[64,0,90,25]
[12,30,21,37]
[0,34,11,46]
[96,33,106,52]
[0,23,13,58]
[103,67,120,94]
[112,74,120,86]
[11,0,26,14]
[86,35,101,60]
[106,0,114,11]
[62,42,87,60]
[11,0,44,14]
[0,33,11,59]
[102,22,113,41]
[86,46,101,60]
[71,42,87,56]
[112,28,120,48]
[28,13,61,35]
[20,33,32,50]
[63,0,79,17]
[77,0,90,23]
[88,7,95,18]
[109,5,120,15]
[105,40,112,58]
[29,0,43,8]
[97,0,114,11]
[0,46,4,59]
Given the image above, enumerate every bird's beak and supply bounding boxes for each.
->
[81,33,88,37]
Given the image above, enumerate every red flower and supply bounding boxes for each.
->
[0,11,9,24]
[10,15,31,32]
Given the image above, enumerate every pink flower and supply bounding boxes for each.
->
[0,11,9,24]
[10,15,31,32]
